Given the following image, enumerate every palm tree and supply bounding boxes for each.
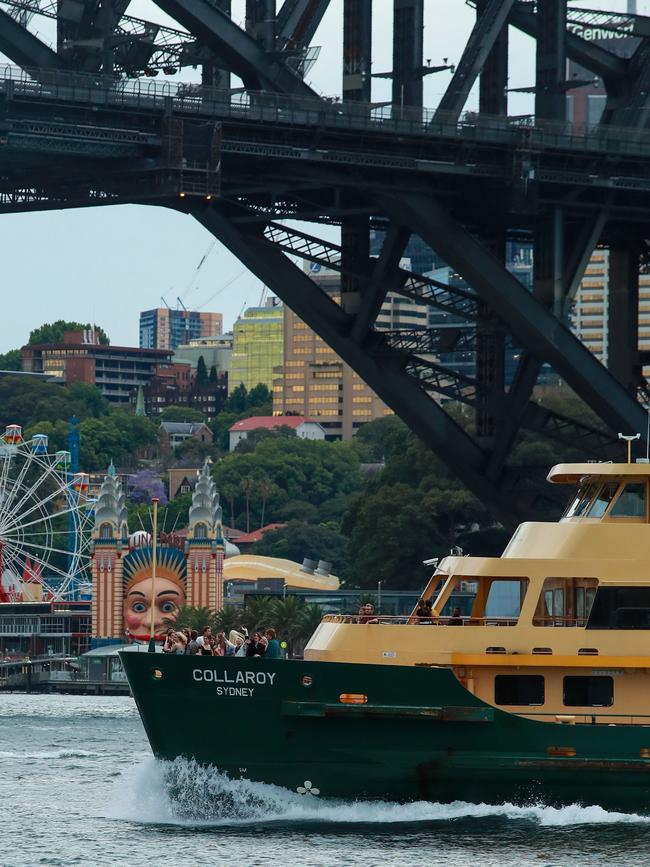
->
[240,595,274,631]
[258,477,272,528]
[269,596,305,653]
[222,485,237,530]
[165,604,215,633]
[214,605,244,636]
[299,602,325,643]
[241,476,254,533]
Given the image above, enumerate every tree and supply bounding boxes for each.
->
[299,603,325,642]
[196,355,209,386]
[29,320,109,345]
[130,469,168,505]
[240,596,275,631]
[160,405,206,424]
[213,605,244,635]
[166,605,215,632]
[79,414,159,471]
[241,475,254,533]
[0,349,21,371]
[268,596,305,651]
[252,520,349,579]
[209,365,218,384]
[258,477,273,528]
[248,383,271,407]
[221,485,237,528]
[212,437,363,528]
[224,383,249,414]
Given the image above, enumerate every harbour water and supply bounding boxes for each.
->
[2,694,650,866]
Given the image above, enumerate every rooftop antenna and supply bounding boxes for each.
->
[618,432,640,464]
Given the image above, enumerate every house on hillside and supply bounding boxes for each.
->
[228,416,326,452]
[159,421,212,455]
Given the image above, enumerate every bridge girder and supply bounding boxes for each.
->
[3,1,650,520]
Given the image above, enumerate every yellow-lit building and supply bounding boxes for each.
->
[273,271,392,440]
[229,300,284,393]
[570,250,650,367]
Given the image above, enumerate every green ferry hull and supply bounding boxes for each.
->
[120,652,650,811]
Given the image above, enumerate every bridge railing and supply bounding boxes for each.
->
[3,63,650,158]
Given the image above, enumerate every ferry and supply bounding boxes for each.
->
[121,460,650,810]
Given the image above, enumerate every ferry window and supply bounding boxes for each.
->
[587,586,650,629]
[563,676,614,707]
[610,483,646,518]
[563,483,597,518]
[587,482,619,518]
[494,675,544,706]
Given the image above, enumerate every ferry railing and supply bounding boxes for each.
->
[321,615,519,626]
[532,616,589,627]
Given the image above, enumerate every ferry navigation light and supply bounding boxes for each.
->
[618,432,641,463]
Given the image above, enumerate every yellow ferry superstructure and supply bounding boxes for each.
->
[305,461,650,724]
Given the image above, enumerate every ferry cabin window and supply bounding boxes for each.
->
[563,676,614,707]
[587,586,650,629]
[563,483,597,518]
[494,675,544,706]
[587,482,618,518]
[609,483,646,518]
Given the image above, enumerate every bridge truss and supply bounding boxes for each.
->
[1,0,650,521]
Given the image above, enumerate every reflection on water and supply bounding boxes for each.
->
[2,693,650,866]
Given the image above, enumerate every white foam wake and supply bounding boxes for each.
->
[104,757,650,828]
[0,748,100,759]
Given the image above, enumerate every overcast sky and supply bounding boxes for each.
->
[0,0,638,351]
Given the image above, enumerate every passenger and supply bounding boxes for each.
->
[265,628,281,659]
[358,603,379,624]
[173,632,188,654]
[227,630,247,657]
[198,636,214,656]
[448,606,463,626]
[162,628,175,653]
[214,633,228,657]
[196,626,212,649]
[246,631,267,657]
[415,599,433,623]
[186,629,199,655]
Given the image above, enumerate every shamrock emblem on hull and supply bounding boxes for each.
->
[297,780,320,796]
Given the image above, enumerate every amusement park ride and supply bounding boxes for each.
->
[0,423,93,603]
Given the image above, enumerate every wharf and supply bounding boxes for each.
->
[0,657,131,695]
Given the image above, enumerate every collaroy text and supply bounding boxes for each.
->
[193,669,276,686]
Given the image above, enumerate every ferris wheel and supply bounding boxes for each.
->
[0,425,93,601]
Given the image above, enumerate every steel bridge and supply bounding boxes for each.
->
[2,0,650,523]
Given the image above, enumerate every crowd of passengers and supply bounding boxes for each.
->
[162,626,282,658]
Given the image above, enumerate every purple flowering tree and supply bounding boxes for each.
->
[130,469,168,505]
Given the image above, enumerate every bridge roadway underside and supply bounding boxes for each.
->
[2,69,650,522]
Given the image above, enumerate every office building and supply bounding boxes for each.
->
[139,307,223,351]
[273,269,391,440]
[173,333,233,374]
[230,299,284,393]
[22,330,172,405]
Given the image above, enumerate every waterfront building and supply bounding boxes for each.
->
[139,307,223,351]
[230,299,284,393]
[228,415,326,451]
[21,330,172,405]
[0,600,91,657]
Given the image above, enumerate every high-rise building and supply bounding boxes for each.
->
[273,269,392,440]
[139,307,223,351]
[174,333,233,374]
[569,250,650,369]
[229,299,284,393]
